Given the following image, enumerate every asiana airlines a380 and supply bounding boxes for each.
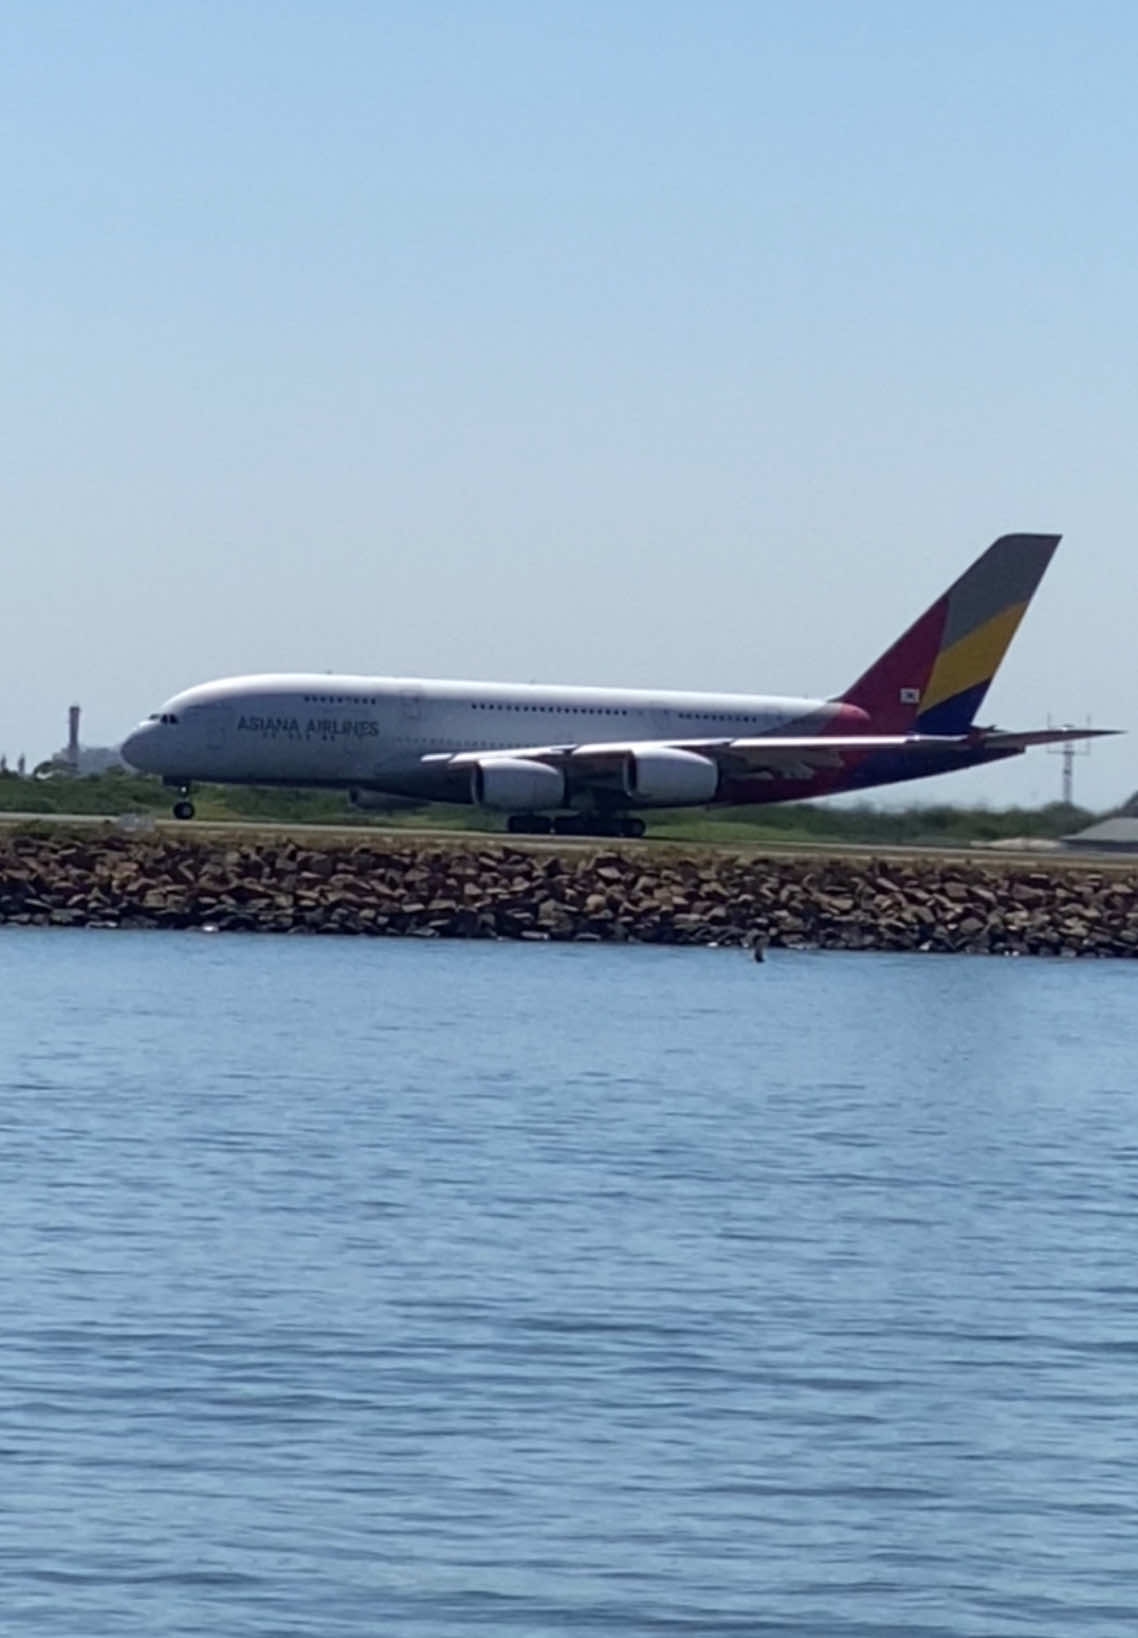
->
[122,533,1111,838]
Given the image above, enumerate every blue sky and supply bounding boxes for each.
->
[4,1,1136,807]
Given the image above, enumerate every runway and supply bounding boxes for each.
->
[0,809,1122,873]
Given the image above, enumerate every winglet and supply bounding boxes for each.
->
[839,533,1061,733]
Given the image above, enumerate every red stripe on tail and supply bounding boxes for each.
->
[840,596,949,733]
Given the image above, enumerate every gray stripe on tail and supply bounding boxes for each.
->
[939,533,1060,650]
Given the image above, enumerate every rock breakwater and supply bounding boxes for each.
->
[2,827,1137,957]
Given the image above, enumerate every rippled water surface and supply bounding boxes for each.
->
[2,927,1137,1636]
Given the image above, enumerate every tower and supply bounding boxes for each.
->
[1047,717,1092,806]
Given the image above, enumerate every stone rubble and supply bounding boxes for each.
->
[1,829,1137,958]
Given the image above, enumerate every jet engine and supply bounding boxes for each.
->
[471,757,566,811]
[621,747,719,805]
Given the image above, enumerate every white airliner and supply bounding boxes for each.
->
[121,534,1109,836]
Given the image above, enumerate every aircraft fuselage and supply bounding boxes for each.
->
[120,534,1103,826]
[121,671,1013,813]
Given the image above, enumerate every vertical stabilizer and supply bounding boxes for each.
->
[839,533,1060,733]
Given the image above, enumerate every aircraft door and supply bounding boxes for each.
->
[399,687,424,724]
[197,706,233,753]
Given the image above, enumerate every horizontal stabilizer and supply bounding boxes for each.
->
[973,726,1120,752]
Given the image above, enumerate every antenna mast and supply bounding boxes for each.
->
[1047,717,1092,806]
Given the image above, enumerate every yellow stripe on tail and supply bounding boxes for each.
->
[918,600,1030,719]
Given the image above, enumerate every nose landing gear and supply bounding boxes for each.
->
[170,783,195,820]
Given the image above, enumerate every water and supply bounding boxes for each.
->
[2,928,1137,1636]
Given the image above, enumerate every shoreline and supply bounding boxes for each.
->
[2,826,1137,958]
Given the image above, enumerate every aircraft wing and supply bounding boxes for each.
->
[423,732,972,786]
[422,725,1120,798]
[561,735,949,782]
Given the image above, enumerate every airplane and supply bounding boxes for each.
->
[121,532,1112,837]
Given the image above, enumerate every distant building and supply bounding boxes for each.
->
[1062,817,1138,853]
[45,742,127,775]
[1062,790,1138,852]
[42,701,126,776]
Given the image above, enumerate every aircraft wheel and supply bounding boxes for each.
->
[620,816,646,839]
[507,813,551,835]
[552,815,587,836]
[584,813,621,837]
[172,799,195,821]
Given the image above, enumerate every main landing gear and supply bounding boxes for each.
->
[506,813,647,839]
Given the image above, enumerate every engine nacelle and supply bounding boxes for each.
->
[622,747,719,806]
[470,757,566,812]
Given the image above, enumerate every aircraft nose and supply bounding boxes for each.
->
[121,723,161,772]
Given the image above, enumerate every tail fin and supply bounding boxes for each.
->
[839,533,1060,734]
